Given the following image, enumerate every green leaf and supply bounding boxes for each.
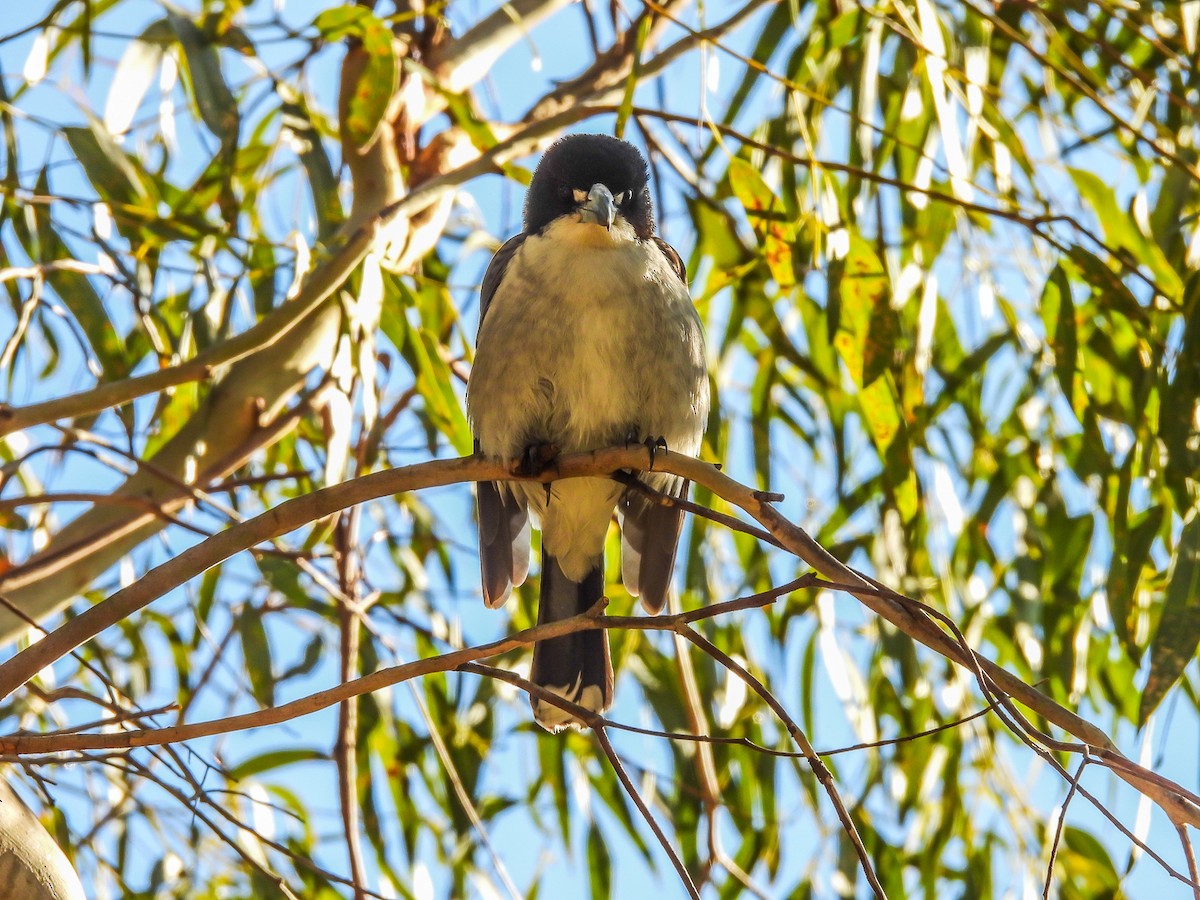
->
[830,235,904,457]
[536,732,571,849]
[1039,262,1077,399]
[230,747,327,780]
[280,634,325,681]
[312,7,376,41]
[1139,512,1200,724]
[826,9,864,50]
[860,375,902,453]
[193,564,221,650]
[143,380,199,458]
[1107,504,1163,655]
[257,556,307,604]
[1159,288,1200,508]
[280,94,343,241]
[348,19,397,150]
[587,823,612,900]
[833,234,893,388]
[1061,826,1121,895]
[1069,167,1181,300]
[728,157,795,287]
[316,8,397,150]
[169,12,240,146]
[614,18,651,140]
[385,281,472,454]
[238,605,275,708]
[14,170,129,377]
[63,122,152,211]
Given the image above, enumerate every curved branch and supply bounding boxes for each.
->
[426,0,576,94]
[1,444,1196,837]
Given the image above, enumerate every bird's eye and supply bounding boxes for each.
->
[614,191,630,205]
[558,184,573,201]
[572,188,589,203]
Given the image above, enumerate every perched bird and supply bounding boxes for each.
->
[467,134,709,731]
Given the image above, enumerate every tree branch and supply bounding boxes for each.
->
[2,444,1196,841]
[425,0,576,94]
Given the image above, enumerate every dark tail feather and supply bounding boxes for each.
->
[619,480,687,613]
[530,549,612,731]
[477,480,530,608]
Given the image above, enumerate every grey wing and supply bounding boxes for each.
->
[620,480,688,613]
[476,233,531,607]
[653,236,688,286]
[479,233,528,328]
[621,237,694,613]
[478,475,531,608]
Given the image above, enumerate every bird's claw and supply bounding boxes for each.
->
[643,435,668,469]
[517,442,559,503]
[517,442,560,477]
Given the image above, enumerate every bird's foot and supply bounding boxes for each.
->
[644,435,668,470]
[518,442,559,503]
[622,430,668,469]
[517,442,559,476]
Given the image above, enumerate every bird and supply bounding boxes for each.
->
[466,133,709,732]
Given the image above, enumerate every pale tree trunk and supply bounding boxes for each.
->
[0,779,85,900]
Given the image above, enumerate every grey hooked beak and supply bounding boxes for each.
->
[578,183,616,229]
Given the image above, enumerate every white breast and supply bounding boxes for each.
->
[468,217,708,460]
[466,216,709,578]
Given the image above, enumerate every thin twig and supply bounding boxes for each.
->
[334,507,368,900]
[594,726,701,900]
[1179,825,1200,900]
[678,629,888,899]
[1044,755,1090,899]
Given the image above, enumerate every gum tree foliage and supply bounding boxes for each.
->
[0,0,1198,897]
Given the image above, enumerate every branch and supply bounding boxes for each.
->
[1044,756,1089,899]
[0,611,602,753]
[0,221,366,438]
[0,109,577,439]
[594,726,701,900]
[2,444,1196,840]
[333,511,367,900]
[677,628,886,898]
[425,0,576,94]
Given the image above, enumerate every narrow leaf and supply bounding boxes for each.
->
[834,233,893,388]
[1139,513,1200,724]
[345,18,397,150]
[103,19,174,134]
[169,13,240,146]
[1107,504,1163,654]
[587,823,613,900]
[728,157,795,287]
[1039,262,1077,399]
[238,605,276,708]
[230,748,327,780]
[63,122,152,210]
[1070,167,1181,300]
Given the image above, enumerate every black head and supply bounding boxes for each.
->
[523,134,655,239]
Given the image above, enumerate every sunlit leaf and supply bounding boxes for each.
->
[728,157,796,287]
[230,748,328,780]
[1069,167,1181,301]
[103,18,173,134]
[314,8,397,150]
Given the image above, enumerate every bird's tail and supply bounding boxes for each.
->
[530,549,612,731]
